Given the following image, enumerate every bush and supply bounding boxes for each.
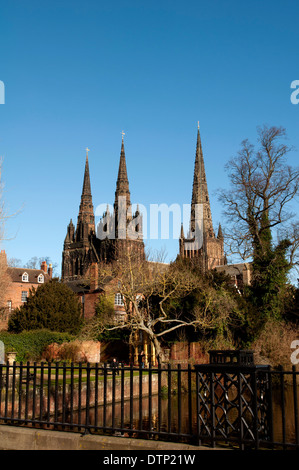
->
[251,320,299,369]
[8,279,83,335]
[0,329,75,362]
[54,341,82,362]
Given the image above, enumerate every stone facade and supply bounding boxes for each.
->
[61,139,145,319]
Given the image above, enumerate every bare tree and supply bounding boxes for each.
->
[0,161,12,309]
[0,252,10,310]
[218,125,299,321]
[87,249,242,363]
[219,125,299,271]
[7,257,22,267]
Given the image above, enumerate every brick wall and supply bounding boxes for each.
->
[170,341,209,365]
[1,282,39,330]
[79,292,100,320]
[0,254,52,330]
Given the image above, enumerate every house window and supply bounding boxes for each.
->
[114,293,124,306]
[22,272,29,282]
[37,274,44,283]
[21,291,28,302]
[7,301,12,313]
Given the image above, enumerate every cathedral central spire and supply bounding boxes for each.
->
[190,124,214,237]
[114,133,131,212]
[179,125,225,271]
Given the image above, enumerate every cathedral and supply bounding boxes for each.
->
[62,126,250,321]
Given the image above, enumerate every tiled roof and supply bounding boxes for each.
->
[215,263,251,276]
[64,279,104,294]
[7,267,51,284]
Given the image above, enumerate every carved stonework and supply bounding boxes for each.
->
[62,139,145,284]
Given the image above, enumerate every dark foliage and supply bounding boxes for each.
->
[8,279,83,334]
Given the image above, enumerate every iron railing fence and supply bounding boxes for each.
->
[0,362,198,445]
[0,361,298,450]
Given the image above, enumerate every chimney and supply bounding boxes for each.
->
[0,250,7,266]
[41,261,47,274]
[90,263,98,291]
[48,263,53,278]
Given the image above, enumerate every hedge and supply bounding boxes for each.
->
[0,329,75,362]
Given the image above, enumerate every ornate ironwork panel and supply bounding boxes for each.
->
[196,364,272,449]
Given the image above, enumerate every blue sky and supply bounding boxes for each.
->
[0,0,299,275]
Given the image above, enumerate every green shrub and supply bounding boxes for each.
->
[8,279,83,335]
[0,329,75,362]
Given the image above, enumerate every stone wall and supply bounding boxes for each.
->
[169,341,208,365]
[2,372,167,419]
[42,340,101,363]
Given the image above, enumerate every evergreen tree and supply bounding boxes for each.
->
[8,279,83,334]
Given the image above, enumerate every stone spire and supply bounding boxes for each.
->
[64,219,75,247]
[190,124,214,238]
[179,223,185,257]
[217,223,224,240]
[82,148,92,196]
[77,149,95,235]
[114,134,132,240]
[114,133,131,210]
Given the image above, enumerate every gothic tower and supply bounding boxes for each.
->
[179,125,226,272]
[62,149,99,281]
[62,136,145,283]
[97,133,145,262]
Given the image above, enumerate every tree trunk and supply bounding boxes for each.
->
[151,334,166,364]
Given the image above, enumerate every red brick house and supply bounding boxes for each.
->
[0,250,52,330]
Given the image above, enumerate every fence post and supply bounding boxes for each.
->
[279,365,286,448]
[195,350,271,449]
[293,365,299,446]
[85,362,91,434]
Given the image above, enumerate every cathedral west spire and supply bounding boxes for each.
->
[77,148,95,236]
[82,148,92,196]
